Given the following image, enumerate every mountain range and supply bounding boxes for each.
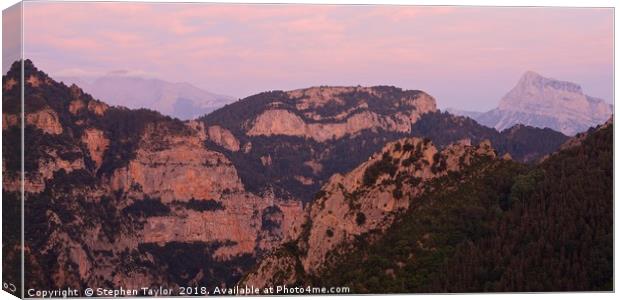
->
[447,71,613,136]
[58,74,235,120]
[2,60,612,294]
[243,118,612,292]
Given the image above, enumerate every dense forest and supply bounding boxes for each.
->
[317,123,612,292]
[411,111,568,162]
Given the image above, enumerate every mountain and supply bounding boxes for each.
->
[243,115,613,292]
[474,71,612,135]
[58,74,235,120]
[200,85,441,202]
[3,60,302,291]
[2,60,579,293]
[242,137,500,287]
[200,87,568,203]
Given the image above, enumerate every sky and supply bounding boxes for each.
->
[4,2,614,111]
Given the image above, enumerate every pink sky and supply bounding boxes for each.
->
[6,2,615,111]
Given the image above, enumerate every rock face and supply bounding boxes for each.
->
[2,60,302,292]
[202,86,440,203]
[25,108,63,135]
[81,128,109,169]
[247,87,437,142]
[110,124,244,202]
[206,125,240,152]
[475,71,612,135]
[242,137,498,286]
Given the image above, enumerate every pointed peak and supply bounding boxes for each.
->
[518,70,547,85]
[515,70,582,94]
[522,70,543,79]
[5,59,48,80]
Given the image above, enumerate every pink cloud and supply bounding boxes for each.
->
[15,2,613,110]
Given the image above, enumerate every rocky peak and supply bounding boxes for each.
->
[476,71,612,135]
[517,71,583,94]
[242,137,499,287]
[499,71,587,111]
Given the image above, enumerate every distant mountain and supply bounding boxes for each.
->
[59,74,235,120]
[444,107,482,119]
[474,71,612,135]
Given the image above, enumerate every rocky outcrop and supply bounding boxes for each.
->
[207,125,240,152]
[3,147,86,194]
[26,108,63,135]
[243,137,497,286]
[249,110,413,142]
[82,128,109,169]
[110,123,244,203]
[69,99,86,115]
[246,87,436,142]
[87,100,109,116]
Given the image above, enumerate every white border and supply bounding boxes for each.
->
[0,1,617,300]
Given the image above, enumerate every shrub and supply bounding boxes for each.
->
[356,212,367,226]
[363,155,397,186]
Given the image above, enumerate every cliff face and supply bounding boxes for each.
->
[476,71,612,135]
[242,137,498,287]
[247,87,436,142]
[2,60,302,290]
[200,86,441,203]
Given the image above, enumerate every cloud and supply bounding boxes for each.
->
[17,2,613,109]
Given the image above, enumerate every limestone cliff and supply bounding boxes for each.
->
[2,60,303,291]
[243,137,497,286]
[247,86,437,142]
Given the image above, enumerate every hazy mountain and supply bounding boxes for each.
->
[444,107,483,119]
[475,71,612,135]
[58,74,235,120]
